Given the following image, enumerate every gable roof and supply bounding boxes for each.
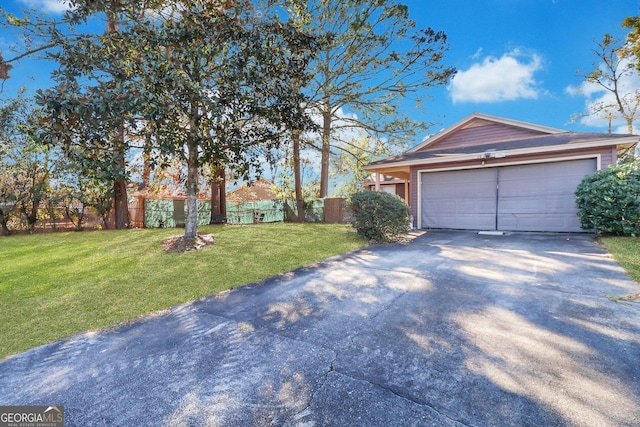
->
[227,178,278,202]
[408,112,566,153]
[367,131,636,169]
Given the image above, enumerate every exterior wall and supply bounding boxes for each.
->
[603,147,616,167]
[419,123,547,152]
[410,168,419,228]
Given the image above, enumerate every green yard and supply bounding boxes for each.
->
[0,223,365,359]
[601,236,640,284]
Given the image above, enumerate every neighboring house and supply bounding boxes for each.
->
[364,113,639,232]
[226,178,278,203]
[362,174,407,200]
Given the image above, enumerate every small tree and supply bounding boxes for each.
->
[350,190,409,243]
[332,135,393,197]
[575,162,640,235]
[0,94,53,234]
[572,33,640,156]
[0,170,18,235]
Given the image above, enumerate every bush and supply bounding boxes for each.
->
[350,191,410,242]
[575,162,640,235]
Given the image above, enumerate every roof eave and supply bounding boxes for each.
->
[365,136,638,170]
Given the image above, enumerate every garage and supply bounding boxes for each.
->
[364,113,638,234]
[420,159,597,232]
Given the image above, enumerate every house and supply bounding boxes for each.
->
[364,113,639,232]
[226,178,279,203]
[361,174,407,200]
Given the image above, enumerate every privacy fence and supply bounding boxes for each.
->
[129,198,350,228]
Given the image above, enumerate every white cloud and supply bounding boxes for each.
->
[18,0,69,14]
[448,50,544,104]
[565,56,640,133]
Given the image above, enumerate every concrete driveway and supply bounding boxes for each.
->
[1,230,639,426]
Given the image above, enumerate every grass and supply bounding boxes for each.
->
[0,223,365,359]
[601,236,640,283]
[600,236,640,303]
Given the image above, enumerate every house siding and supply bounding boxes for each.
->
[410,168,418,227]
[418,123,548,152]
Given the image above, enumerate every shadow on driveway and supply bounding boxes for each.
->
[1,230,639,426]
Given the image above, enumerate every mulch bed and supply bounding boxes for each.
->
[162,233,216,253]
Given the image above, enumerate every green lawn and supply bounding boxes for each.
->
[601,236,640,289]
[0,223,365,359]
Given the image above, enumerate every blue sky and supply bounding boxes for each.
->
[1,0,639,140]
[403,0,639,135]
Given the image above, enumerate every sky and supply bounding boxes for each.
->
[1,0,639,143]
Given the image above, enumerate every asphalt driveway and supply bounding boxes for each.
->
[1,231,639,426]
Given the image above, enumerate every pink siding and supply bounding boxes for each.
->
[410,168,418,227]
[419,123,547,152]
[602,148,616,168]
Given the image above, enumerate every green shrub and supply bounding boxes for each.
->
[350,190,410,242]
[575,162,640,235]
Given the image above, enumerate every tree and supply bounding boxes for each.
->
[126,0,317,238]
[51,146,115,230]
[0,95,25,235]
[302,0,455,197]
[0,93,53,234]
[575,34,640,137]
[274,138,320,203]
[622,16,640,70]
[4,1,318,238]
[2,2,133,229]
[331,135,392,197]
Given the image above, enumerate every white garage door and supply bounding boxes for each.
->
[421,159,597,232]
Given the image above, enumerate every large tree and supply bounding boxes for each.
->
[124,0,317,238]
[1,2,135,229]
[302,0,455,197]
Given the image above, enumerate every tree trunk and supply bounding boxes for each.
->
[209,164,226,224]
[292,131,304,222]
[219,173,226,219]
[185,139,199,239]
[113,130,130,229]
[107,10,130,230]
[142,150,151,190]
[0,210,9,236]
[22,176,42,234]
[319,107,331,198]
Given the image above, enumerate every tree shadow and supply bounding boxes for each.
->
[1,230,639,426]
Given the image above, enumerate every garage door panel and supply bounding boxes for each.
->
[497,160,596,232]
[499,213,582,232]
[421,169,497,230]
